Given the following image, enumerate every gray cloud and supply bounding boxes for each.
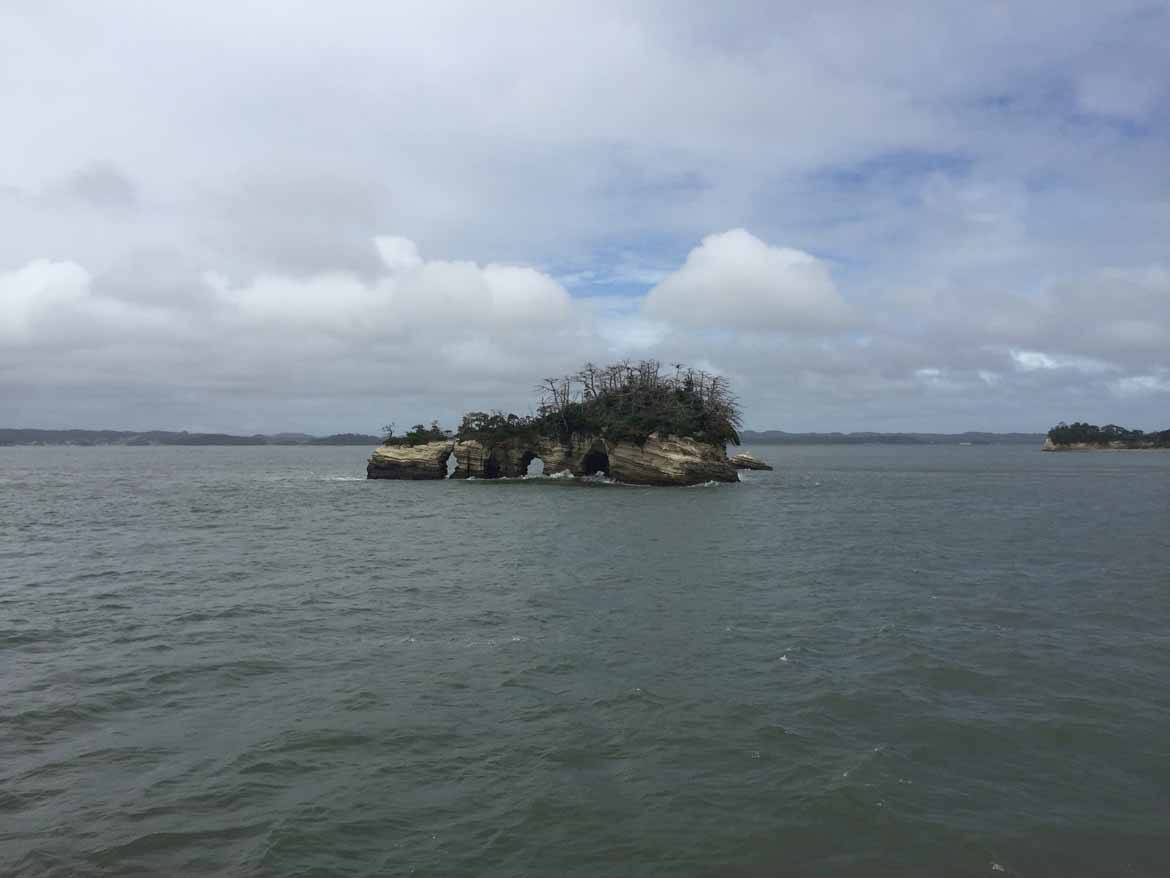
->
[198,174,397,279]
[57,161,138,210]
[91,247,213,310]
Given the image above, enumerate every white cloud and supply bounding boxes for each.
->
[1010,350,1058,371]
[0,258,177,348]
[644,229,851,332]
[577,295,667,351]
[1009,350,1114,374]
[0,237,592,427]
[209,237,572,335]
[0,260,90,343]
[1112,373,1170,397]
[374,236,423,274]
[211,271,386,333]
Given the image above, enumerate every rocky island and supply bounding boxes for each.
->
[1042,422,1170,451]
[367,361,767,486]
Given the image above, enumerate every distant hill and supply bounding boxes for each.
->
[1,427,1047,448]
[307,433,385,446]
[738,430,1044,446]
[0,429,381,447]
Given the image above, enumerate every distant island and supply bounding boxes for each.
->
[1043,422,1170,451]
[0,429,381,447]
[369,360,754,486]
[738,430,1044,445]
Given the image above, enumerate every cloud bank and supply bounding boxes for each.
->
[4,229,1168,433]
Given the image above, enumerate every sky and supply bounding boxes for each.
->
[2,0,1169,434]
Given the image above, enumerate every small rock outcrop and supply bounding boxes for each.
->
[729,452,774,470]
[367,440,454,479]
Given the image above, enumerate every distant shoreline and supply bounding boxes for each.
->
[0,429,380,447]
[738,430,1044,446]
[2,427,1049,448]
[1043,441,1170,452]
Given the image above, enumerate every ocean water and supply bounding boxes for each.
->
[2,444,1169,877]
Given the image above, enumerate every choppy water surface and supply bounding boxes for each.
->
[2,445,1169,876]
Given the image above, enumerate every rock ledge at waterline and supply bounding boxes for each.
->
[366,434,739,487]
[729,452,774,470]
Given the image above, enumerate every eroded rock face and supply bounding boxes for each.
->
[729,452,774,470]
[450,437,576,479]
[453,434,736,485]
[366,440,454,479]
[606,434,738,485]
[367,433,738,485]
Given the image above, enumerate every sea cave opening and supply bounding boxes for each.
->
[525,454,545,477]
[444,452,456,478]
[482,453,501,479]
[581,447,610,476]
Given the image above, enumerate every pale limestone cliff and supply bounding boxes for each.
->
[1041,437,1163,451]
[729,452,774,470]
[367,440,454,479]
[603,434,737,485]
[366,432,738,485]
[450,436,575,479]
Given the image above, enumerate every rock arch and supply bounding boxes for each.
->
[580,442,610,476]
[521,450,545,476]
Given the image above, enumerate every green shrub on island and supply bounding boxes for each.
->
[382,421,450,447]
[1047,422,1170,448]
[457,411,543,443]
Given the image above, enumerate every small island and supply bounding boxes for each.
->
[367,361,772,486]
[1043,422,1170,451]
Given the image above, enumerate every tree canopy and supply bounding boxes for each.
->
[456,360,742,446]
[1047,422,1170,448]
[382,420,449,447]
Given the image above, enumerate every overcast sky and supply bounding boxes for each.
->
[3,1,1169,433]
